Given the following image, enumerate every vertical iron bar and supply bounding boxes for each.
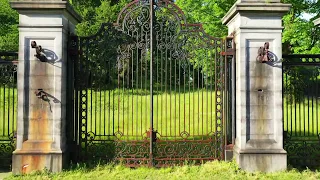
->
[307,74,310,136]
[290,70,293,136]
[74,41,79,154]
[1,84,4,136]
[311,71,314,135]
[100,73,102,136]
[104,69,106,136]
[179,39,181,137]
[13,71,15,135]
[231,38,236,145]
[198,66,200,135]
[7,77,10,136]
[284,64,288,139]
[84,39,89,159]
[3,83,5,136]
[169,31,172,137]
[160,23,163,138]
[149,0,154,166]
[123,57,125,135]
[174,36,177,138]
[118,54,120,133]
[188,52,191,135]
[287,68,291,136]
[315,69,320,134]
[91,74,93,134]
[132,32,134,137]
[127,46,131,139]
[294,69,297,136]
[224,39,228,156]
[201,53,204,135]
[140,25,143,138]
[193,60,195,135]
[184,50,186,133]
[136,30,139,139]
[206,49,208,135]
[213,40,216,134]
[156,23,159,135]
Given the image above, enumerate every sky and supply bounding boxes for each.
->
[301,13,316,21]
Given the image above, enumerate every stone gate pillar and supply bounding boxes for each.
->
[222,0,291,172]
[10,0,81,174]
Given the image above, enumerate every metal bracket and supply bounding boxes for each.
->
[257,42,270,63]
[31,41,47,62]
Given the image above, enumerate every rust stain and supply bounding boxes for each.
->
[28,105,51,141]
[21,155,46,174]
[20,104,53,173]
[18,49,54,174]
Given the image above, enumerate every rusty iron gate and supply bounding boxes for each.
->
[283,54,320,169]
[0,52,18,170]
[68,0,234,166]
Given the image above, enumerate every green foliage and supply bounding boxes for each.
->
[0,0,18,51]
[71,0,130,36]
[175,0,236,38]
[282,0,320,54]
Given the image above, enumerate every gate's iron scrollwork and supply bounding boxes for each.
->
[282,54,320,169]
[0,52,18,170]
[68,0,233,166]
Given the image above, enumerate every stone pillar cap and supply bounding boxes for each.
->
[222,1,291,25]
[10,0,82,23]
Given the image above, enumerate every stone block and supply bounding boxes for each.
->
[234,149,287,172]
[12,152,66,175]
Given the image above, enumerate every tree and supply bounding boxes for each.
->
[0,0,19,52]
[282,0,320,54]
[175,0,235,38]
[71,0,131,36]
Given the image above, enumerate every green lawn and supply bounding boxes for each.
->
[1,86,320,140]
[0,86,17,139]
[5,161,320,180]
[283,97,320,138]
[84,88,218,140]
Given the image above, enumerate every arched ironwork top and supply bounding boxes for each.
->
[115,0,187,27]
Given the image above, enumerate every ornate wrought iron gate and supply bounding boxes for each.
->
[68,0,233,166]
[283,54,320,169]
[0,52,17,170]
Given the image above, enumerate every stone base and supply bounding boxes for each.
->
[225,150,234,161]
[234,148,287,172]
[225,144,234,161]
[12,150,66,175]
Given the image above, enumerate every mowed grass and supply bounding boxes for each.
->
[5,161,320,180]
[0,86,17,139]
[283,97,320,138]
[84,88,218,140]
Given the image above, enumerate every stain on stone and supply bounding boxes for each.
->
[19,59,53,173]
[21,155,46,174]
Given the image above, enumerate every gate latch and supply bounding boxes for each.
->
[146,130,157,142]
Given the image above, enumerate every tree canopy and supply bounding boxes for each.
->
[1,0,320,54]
